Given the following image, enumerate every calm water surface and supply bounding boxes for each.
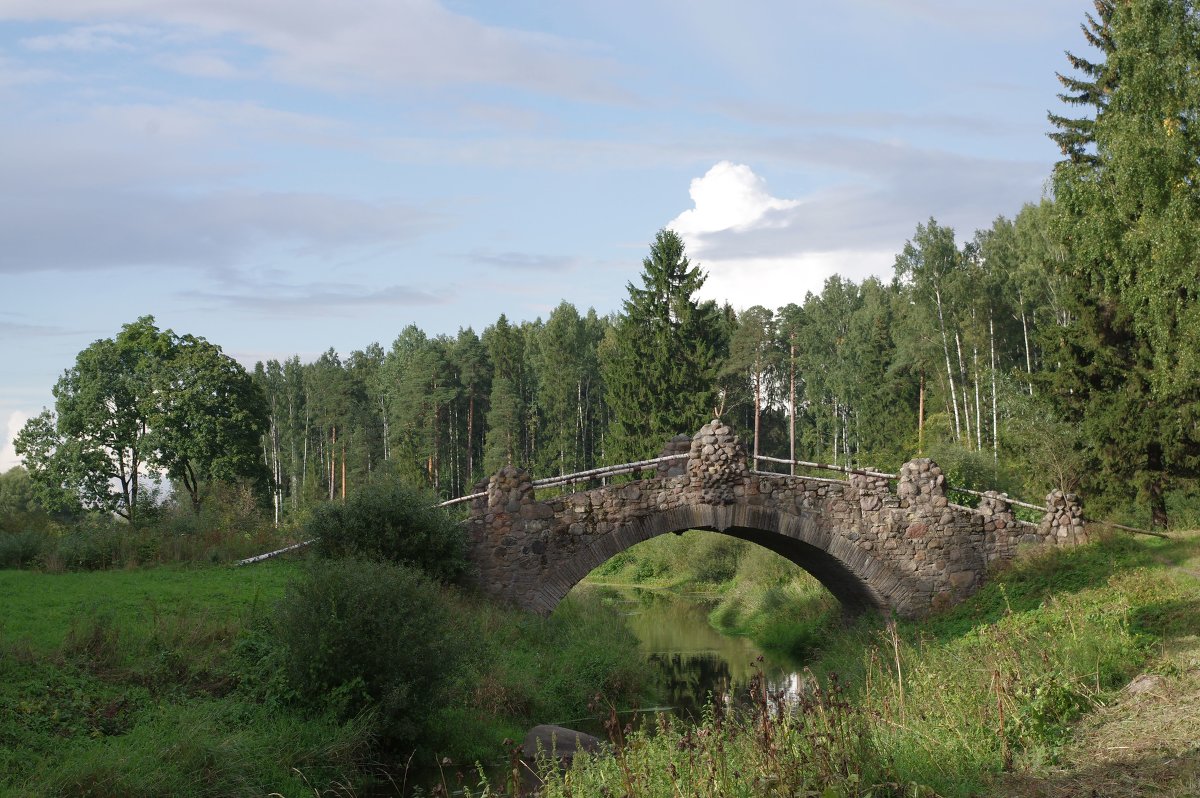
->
[578,585,806,722]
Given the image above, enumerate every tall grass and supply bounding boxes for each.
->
[477,529,1200,797]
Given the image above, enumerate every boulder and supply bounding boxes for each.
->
[522,724,605,766]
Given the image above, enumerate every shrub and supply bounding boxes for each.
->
[689,534,744,584]
[268,558,463,751]
[0,529,47,568]
[306,481,466,582]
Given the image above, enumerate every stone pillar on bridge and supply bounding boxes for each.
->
[897,457,987,606]
[656,434,692,478]
[848,470,891,514]
[896,458,948,510]
[1040,490,1088,546]
[977,491,1018,562]
[687,419,748,505]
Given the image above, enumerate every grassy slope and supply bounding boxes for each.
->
[0,557,656,797]
[988,531,1200,798]
[521,529,1200,798]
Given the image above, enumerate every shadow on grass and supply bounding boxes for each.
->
[1129,598,1200,638]
[994,750,1200,798]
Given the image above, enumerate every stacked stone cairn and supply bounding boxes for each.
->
[1039,489,1088,545]
[976,490,1017,562]
[896,458,948,510]
[687,420,748,504]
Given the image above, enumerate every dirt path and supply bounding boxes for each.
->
[993,536,1200,798]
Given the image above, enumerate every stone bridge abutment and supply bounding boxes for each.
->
[466,422,1086,618]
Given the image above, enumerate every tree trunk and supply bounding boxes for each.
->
[935,286,961,440]
[973,344,982,452]
[956,329,971,447]
[301,405,309,497]
[989,313,999,467]
[466,394,475,484]
[1018,288,1034,396]
[329,426,336,501]
[832,399,839,466]
[918,369,925,455]
[1147,442,1169,530]
[753,372,761,466]
[789,340,796,475]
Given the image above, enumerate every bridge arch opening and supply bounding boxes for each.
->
[525,504,914,617]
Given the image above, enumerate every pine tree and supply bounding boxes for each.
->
[603,229,727,461]
[1048,0,1200,528]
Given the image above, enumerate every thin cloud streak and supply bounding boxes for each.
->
[3,1,629,101]
[182,282,452,318]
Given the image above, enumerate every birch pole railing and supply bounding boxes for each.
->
[432,453,690,509]
[237,454,691,564]
[235,451,1169,566]
[752,454,898,481]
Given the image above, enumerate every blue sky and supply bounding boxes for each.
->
[1,0,1088,469]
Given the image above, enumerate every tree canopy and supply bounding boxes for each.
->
[16,317,268,519]
[603,229,728,461]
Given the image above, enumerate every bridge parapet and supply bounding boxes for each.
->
[466,424,1087,618]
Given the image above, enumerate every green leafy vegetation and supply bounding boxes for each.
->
[306,480,467,581]
[498,529,1200,798]
[0,557,653,796]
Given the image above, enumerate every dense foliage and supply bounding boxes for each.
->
[305,480,466,581]
[263,558,461,750]
[14,317,268,520]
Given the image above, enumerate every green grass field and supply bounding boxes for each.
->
[0,559,362,798]
[0,555,654,797]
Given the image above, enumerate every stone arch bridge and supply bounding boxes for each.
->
[465,421,1087,619]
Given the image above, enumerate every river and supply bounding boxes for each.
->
[393,586,804,796]
[575,584,805,722]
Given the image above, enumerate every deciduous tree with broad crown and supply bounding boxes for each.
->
[16,316,269,519]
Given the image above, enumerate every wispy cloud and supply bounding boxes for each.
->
[0,319,75,338]
[0,189,442,274]
[182,281,451,317]
[4,1,628,101]
[20,22,155,52]
[465,251,581,273]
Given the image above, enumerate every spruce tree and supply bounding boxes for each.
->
[1048,0,1200,528]
[603,229,727,461]
[1048,0,1116,166]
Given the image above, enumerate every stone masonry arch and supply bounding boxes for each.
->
[528,504,911,616]
[465,421,1087,618]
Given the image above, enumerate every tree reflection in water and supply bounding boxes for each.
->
[580,586,803,722]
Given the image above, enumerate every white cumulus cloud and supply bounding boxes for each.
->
[669,161,801,238]
[0,410,30,472]
[668,162,892,310]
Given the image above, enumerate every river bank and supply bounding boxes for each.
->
[527,528,1200,797]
